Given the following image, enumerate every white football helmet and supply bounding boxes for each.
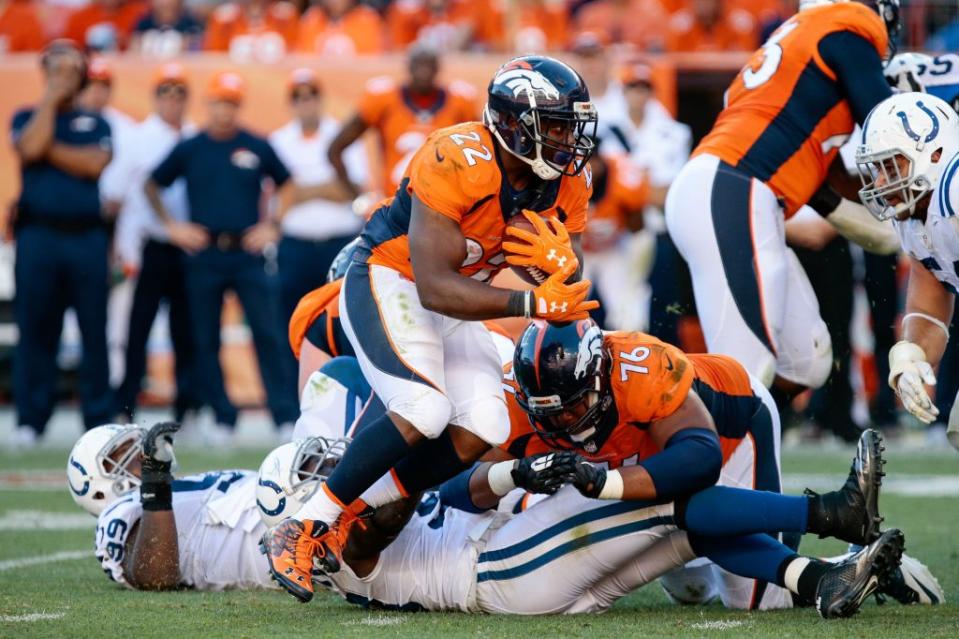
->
[856,92,959,220]
[67,424,145,516]
[885,52,934,93]
[256,437,349,527]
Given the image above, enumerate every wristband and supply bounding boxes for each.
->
[487,461,518,496]
[597,469,624,500]
[141,480,172,511]
[506,291,532,319]
[807,184,842,218]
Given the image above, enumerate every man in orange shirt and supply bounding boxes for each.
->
[327,46,478,199]
[386,0,476,51]
[573,0,669,51]
[63,0,148,51]
[0,0,44,52]
[296,0,385,55]
[664,0,759,52]
[204,0,298,61]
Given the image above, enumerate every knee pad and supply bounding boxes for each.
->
[451,393,511,447]
[660,563,719,605]
[777,319,832,389]
[390,386,453,439]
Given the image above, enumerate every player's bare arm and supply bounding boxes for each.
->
[327,114,367,198]
[902,256,955,368]
[122,514,179,590]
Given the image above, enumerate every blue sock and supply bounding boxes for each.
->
[679,486,808,536]
[324,412,413,504]
[688,532,797,586]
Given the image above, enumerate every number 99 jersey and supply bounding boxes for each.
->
[695,2,888,216]
[360,121,591,283]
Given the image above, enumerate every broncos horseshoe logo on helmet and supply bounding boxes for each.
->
[496,68,562,102]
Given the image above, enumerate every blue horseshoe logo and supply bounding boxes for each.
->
[897,100,940,144]
[68,457,90,496]
[256,478,286,517]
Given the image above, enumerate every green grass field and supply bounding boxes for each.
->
[1,445,957,639]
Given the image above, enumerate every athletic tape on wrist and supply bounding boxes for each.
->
[488,461,518,496]
[598,469,624,500]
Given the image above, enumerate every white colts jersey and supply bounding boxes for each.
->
[895,152,959,295]
[324,494,498,611]
[94,470,272,591]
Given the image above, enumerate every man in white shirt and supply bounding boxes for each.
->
[110,63,199,425]
[269,67,367,406]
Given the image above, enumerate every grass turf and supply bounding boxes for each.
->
[0,446,956,639]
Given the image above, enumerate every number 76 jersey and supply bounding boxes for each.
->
[695,2,888,217]
[360,121,590,282]
[499,331,762,467]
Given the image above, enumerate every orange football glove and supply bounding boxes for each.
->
[529,260,599,322]
[503,210,579,276]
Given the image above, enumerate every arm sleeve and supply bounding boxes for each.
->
[819,31,893,125]
[150,141,187,187]
[94,495,142,588]
[638,427,723,501]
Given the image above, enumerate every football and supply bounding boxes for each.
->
[504,213,549,286]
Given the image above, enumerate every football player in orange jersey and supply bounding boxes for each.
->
[262,55,600,602]
[664,0,900,398]
[465,319,902,617]
[327,45,479,200]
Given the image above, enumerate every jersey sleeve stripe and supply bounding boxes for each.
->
[736,61,842,183]
[939,154,959,217]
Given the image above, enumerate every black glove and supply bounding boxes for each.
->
[140,422,180,511]
[568,457,608,498]
[510,452,580,495]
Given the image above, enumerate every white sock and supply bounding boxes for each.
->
[297,485,345,524]
[360,472,406,507]
[783,556,811,595]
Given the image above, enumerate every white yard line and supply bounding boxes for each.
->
[0,550,88,572]
[342,616,408,627]
[0,612,66,623]
[689,620,748,631]
[0,510,90,531]
[783,474,959,497]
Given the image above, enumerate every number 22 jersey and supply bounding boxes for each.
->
[359,121,591,283]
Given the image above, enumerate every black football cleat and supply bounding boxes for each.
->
[876,553,945,605]
[816,528,904,619]
[806,429,885,545]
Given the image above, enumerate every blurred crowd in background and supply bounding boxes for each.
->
[0,0,958,57]
[3,0,958,451]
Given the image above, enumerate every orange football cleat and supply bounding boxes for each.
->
[260,518,339,603]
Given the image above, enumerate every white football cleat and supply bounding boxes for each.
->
[877,553,945,605]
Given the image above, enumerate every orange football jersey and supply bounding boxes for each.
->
[694,2,887,216]
[583,155,649,253]
[500,331,757,468]
[357,76,479,195]
[360,121,592,282]
[288,279,344,359]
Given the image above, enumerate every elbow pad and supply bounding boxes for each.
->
[639,428,722,501]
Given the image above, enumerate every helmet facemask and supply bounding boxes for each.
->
[857,146,938,221]
[291,436,349,496]
[484,98,597,181]
[95,428,145,500]
[518,370,612,450]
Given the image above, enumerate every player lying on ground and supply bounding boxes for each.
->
[68,423,273,591]
[258,432,917,619]
[273,317,928,608]
[856,91,959,448]
[262,54,604,589]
